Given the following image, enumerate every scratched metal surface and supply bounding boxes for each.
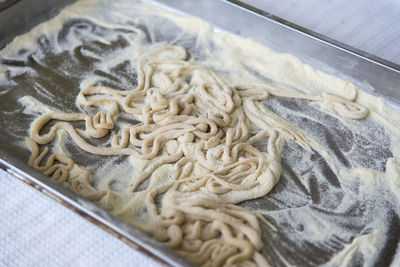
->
[0,0,399,266]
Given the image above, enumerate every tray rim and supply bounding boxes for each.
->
[227,0,400,73]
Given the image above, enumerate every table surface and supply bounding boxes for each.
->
[1,0,399,266]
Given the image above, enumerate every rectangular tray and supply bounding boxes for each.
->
[1,0,399,265]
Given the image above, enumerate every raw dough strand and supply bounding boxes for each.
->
[26,45,368,266]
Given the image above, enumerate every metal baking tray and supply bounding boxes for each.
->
[1,0,399,266]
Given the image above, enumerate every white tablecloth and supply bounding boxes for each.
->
[245,0,400,65]
[1,1,399,266]
[0,170,159,267]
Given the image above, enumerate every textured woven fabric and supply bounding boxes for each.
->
[245,0,400,65]
[0,170,159,267]
[1,1,398,266]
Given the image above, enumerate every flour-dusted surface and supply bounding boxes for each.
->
[1,0,400,266]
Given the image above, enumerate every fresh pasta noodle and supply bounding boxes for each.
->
[26,45,367,266]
